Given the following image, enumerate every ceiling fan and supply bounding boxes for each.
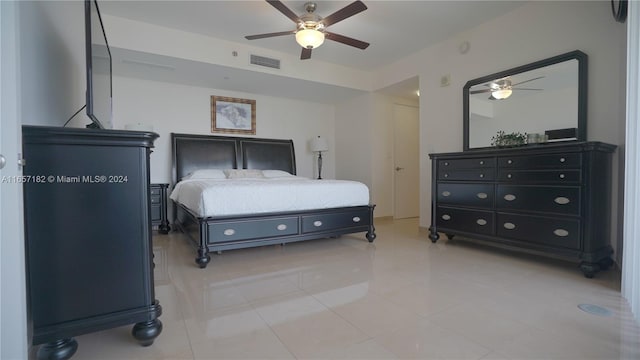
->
[245,0,370,60]
[470,76,544,100]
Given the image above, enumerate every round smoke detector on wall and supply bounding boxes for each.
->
[459,41,470,54]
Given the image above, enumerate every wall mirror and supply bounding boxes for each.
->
[463,50,587,150]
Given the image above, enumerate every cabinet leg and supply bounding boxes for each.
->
[428,227,440,243]
[132,319,163,347]
[37,338,78,360]
[446,233,455,240]
[158,221,171,234]
[580,262,601,279]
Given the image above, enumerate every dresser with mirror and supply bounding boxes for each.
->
[429,50,616,278]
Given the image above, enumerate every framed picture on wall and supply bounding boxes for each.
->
[211,96,256,135]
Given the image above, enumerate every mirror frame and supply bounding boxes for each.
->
[463,50,588,151]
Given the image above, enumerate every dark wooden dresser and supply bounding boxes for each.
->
[429,141,616,277]
[22,126,162,359]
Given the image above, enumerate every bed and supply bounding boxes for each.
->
[171,133,376,268]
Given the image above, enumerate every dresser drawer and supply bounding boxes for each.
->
[437,183,494,208]
[150,195,161,204]
[496,185,580,215]
[439,157,495,170]
[208,217,299,244]
[498,153,581,169]
[497,169,580,183]
[436,207,494,235]
[150,204,161,222]
[496,213,580,250]
[439,169,495,181]
[302,209,370,233]
[150,187,161,196]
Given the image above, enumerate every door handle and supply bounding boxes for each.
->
[0,154,5,170]
[395,167,404,171]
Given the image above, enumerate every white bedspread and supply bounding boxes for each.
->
[170,177,370,217]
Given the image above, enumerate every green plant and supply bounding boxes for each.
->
[491,130,527,147]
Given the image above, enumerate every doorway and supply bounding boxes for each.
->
[393,103,419,219]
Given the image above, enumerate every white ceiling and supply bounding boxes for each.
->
[99,1,527,102]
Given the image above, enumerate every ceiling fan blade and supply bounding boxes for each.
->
[245,30,296,40]
[266,0,301,23]
[512,76,544,87]
[325,32,369,49]
[470,89,492,94]
[301,47,312,60]
[321,1,367,27]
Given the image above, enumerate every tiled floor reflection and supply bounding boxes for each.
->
[72,218,640,359]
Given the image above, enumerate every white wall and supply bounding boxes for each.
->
[2,2,28,359]
[113,76,336,183]
[19,0,92,127]
[372,0,626,257]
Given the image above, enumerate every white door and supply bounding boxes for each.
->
[1,1,29,358]
[393,104,419,219]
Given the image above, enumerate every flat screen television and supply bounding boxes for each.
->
[85,0,112,129]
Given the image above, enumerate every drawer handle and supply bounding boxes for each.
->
[352,216,361,223]
[479,174,484,178]
[477,192,488,199]
[507,174,512,179]
[504,194,516,201]
[223,229,236,236]
[444,162,449,166]
[554,229,569,237]
[503,222,516,230]
[442,191,451,197]
[441,214,451,221]
[277,224,287,231]
[554,197,571,205]
[444,173,449,178]
[476,219,487,226]
[507,159,513,164]
[560,157,566,163]
[479,160,484,165]
[313,220,323,227]
[559,174,565,179]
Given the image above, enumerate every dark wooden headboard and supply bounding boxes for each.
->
[171,133,296,184]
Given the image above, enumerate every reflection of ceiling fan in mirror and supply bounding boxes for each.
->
[245,0,370,60]
[470,76,545,100]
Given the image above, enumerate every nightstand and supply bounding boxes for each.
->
[150,183,170,234]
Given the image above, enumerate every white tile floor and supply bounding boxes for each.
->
[71,218,640,359]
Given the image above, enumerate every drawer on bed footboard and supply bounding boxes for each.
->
[209,217,299,243]
[302,209,371,234]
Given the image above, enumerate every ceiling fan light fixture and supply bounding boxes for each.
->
[295,28,325,49]
[492,88,513,100]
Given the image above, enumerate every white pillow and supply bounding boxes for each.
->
[262,170,295,178]
[183,169,226,180]
[224,169,265,179]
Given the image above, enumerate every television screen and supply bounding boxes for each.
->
[85,0,112,129]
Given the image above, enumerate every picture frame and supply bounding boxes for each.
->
[211,96,256,135]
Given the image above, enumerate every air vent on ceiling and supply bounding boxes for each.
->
[250,54,281,69]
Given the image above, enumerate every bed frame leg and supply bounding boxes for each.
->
[366,228,376,243]
[366,205,376,243]
[195,247,210,269]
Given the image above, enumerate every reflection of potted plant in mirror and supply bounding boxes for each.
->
[491,131,527,147]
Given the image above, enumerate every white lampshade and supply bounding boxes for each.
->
[491,88,513,100]
[309,136,329,152]
[296,29,325,49]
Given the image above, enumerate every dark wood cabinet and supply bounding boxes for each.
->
[22,126,162,359]
[429,141,616,278]
[150,183,170,234]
